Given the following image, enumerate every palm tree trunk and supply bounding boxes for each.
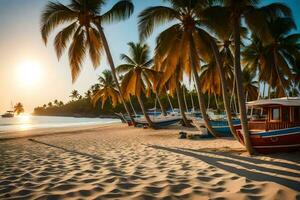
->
[156,94,167,116]
[207,94,210,109]
[165,87,174,113]
[233,17,254,154]
[273,50,288,97]
[98,27,135,124]
[214,93,219,110]
[190,35,219,137]
[230,77,235,111]
[191,90,195,112]
[137,94,155,128]
[175,79,190,126]
[129,96,137,116]
[210,41,238,140]
[183,86,189,112]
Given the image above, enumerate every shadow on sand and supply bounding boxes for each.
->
[148,145,300,192]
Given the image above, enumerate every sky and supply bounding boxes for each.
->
[0,0,299,113]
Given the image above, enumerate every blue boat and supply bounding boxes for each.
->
[201,119,241,138]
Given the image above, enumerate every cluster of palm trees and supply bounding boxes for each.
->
[41,0,299,154]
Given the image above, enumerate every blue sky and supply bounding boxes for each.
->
[0,0,299,112]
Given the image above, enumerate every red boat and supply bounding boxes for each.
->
[234,97,300,153]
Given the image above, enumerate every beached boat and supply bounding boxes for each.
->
[209,119,241,137]
[1,111,14,118]
[135,116,182,127]
[234,97,300,153]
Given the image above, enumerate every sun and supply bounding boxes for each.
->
[17,61,42,87]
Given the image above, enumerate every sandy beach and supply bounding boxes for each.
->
[0,123,299,200]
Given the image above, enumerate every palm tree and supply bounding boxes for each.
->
[92,70,120,109]
[243,16,299,98]
[156,61,191,126]
[54,99,59,106]
[59,101,64,106]
[41,0,135,123]
[48,102,53,107]
[138,0,227,136]
[206,1,292,154]
[116,42,157,128]
[85,90,92,99]
[70,90,79,101]
[14,103,24,115]
[242,69,258,101]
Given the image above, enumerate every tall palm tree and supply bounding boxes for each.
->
[70,90,79,101]
[138,0,226,137]
[116,42,156,128]
[206,1,292,154]
[92,70,120,109]
[14,103,24,115]
[41,0,135,123]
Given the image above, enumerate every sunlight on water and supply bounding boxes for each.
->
[16,113,32,131]
[0,115,120,133]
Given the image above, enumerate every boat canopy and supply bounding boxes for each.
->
[247,97,300,108]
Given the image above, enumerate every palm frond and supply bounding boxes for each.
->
[54,22,78,60]
[101,0,134,24]
[68,30,86,82]
[41,1,77,44]
[138,6,179,40]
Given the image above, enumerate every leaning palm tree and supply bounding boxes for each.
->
[116,42,157,128]
[138,0,227,137]
[14,103,24,115]
[41,0,135,123]
[205,0,292,154]
[92,70,120,109]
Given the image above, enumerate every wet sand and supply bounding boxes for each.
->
[0,123,299,200]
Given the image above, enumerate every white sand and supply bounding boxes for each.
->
[0,123,299,200]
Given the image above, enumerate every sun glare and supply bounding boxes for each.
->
[17,61,42,87]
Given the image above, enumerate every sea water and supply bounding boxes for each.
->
[0,115,120,133]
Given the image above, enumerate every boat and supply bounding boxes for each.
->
[208,119,241,137]
[192,118,240,138]
[1,111,14,118]
[234,97,300,153]
[135,116,182,128]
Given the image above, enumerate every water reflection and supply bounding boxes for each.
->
[16,113,32,131]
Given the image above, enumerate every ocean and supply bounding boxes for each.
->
[0,115,120,133]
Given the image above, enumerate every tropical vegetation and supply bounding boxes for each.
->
[39,0,300,154]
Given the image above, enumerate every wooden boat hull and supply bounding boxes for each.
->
[235,126,300,153]
[135,118,181,127]
[206,119,241,138]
